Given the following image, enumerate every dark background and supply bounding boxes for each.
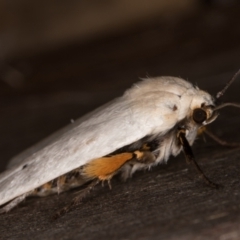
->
[1,1,240,239]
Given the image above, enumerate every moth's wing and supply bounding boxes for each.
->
[7,99,117,169]
[0,78,194,206]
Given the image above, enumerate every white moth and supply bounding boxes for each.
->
[0,73,239,217]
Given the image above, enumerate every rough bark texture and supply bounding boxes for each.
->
[1,4,240,240]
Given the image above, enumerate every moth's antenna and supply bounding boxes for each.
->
[214,102,240,111]
[216,69,240,99]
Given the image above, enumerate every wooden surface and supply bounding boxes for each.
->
[1,4,240,240]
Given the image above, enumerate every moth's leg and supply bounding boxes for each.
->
[134,150,157,163]
[54,179,100,219]
[107,179,112,189]
[0,191,33,214]
[120,150,157,181]
[178,129,218,188]
[204,128,240,147]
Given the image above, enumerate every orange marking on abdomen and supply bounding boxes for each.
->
[84,153,133,180]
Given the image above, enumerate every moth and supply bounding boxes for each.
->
[0,72,240,217]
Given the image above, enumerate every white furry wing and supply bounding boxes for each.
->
[0,77,196,206]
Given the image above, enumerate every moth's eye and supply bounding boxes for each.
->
[193,108,207,124]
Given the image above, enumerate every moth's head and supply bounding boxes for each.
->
[192,69,240,127]
[190,69,240,127]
